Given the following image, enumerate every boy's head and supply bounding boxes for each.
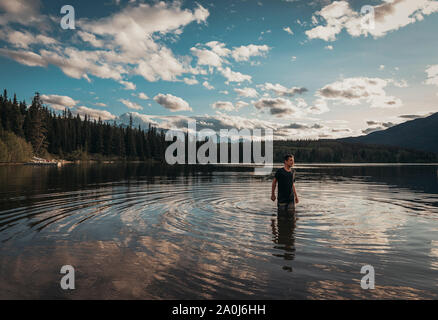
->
[284,154,295,166]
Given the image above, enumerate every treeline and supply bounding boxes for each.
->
[0,90,167,162]
[163,136,438,163]
[273,140,438,163]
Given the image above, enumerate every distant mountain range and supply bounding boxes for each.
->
[114,111,438,154]
[341,112,438,154]
[114,112,156,130]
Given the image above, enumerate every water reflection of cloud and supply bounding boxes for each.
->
[306,280,434,300]
[116,179,273,298]
[300,181,409,254]
[0,240,157,299]
[430,240,438,271]
[137,235,268,298]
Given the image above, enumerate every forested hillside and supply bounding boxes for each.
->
[0,90,167,162]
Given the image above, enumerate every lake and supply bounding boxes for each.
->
[0,163,437,299]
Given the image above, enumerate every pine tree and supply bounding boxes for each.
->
[136,125,144,159]
[26,93,48,156]
[94,117,104,154]
[10,94,24,137]
[125,116,136,158]
[0,91,3,131]
[1,90,11,131]
[19,100,27,115]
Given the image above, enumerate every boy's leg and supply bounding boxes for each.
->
[277,203,288,217]
[286,202,296,220]
[278,202,296,219]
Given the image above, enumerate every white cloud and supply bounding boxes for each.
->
[77,31,104,48]
[306,98,330,115]
[235,101,249,110]
[190,41,269,83]
[210,100,250,112]
[261,82,308,97]
[317,77,403,108]
[207,111,277,132]
[0,0,43,26]
[134,46,189,82]
[94,102,107,107]
[5,30,35,48]
[153,93,192,112]
[40,47,124,82]
[83,2,209,40]
[119,98,143,110]
[231,44,270,62]
[281,122,321,130]
[120,80,136,90]
[0,1,210,86]
[190,47,224,67]
[212,101,235,112]
[190,42,265,84]
[399,111,435,119]
[41,94,78,111]
[138,92,149,100]
[36,34,57,45]
[254,97,300,117]
[258,29,272,40]
[325,45,333,50]
[117,110,340,140]
[234,87,258,98]
[202,81,214,90]
[218,66,252,84]
[305,0,438,41]
[390,79,408,87]
[183,77,199,85]
[362,127,384,134]
[366,120,396,128]
[275,121,351,140]
[205,41,232,57]
[0,48,47,67]
[155,112,279,136]
[75,106,116,121]
[283,26,294,35]
[425,64,438,87]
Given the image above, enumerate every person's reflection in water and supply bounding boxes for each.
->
[271,213,297,272]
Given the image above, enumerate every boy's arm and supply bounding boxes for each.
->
[271,178,277,201]
[293,184,299,204]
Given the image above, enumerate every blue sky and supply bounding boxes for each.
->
[0,0,437,139]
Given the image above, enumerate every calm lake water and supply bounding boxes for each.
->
[0,163,437,299]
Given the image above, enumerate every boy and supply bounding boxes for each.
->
[271,154,299,216]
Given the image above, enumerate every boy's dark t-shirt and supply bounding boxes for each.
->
[275,168,295,203]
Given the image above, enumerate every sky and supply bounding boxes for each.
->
[0,0,437,140]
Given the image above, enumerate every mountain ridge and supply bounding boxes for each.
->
[340,112,438,154]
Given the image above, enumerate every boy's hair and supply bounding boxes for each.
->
[284,154,294,162]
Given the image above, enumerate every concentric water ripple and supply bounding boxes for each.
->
[0,164,438,299]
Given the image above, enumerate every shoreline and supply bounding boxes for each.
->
[0,159,162,166]
[2,161,438,167]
